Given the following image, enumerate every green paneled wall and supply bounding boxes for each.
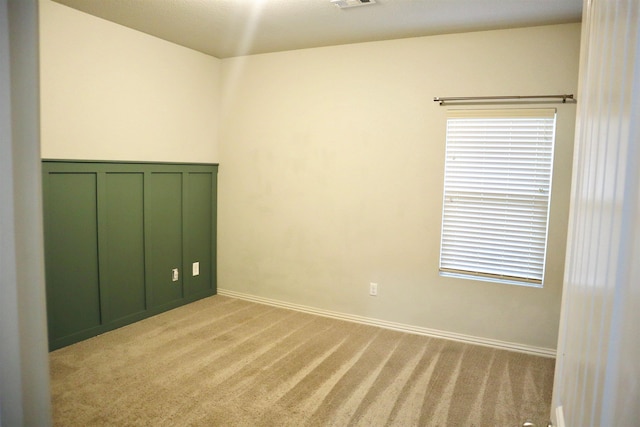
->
[102,172,146,322]
[45,172,101,341]
[42,161,218,350]
[185,172,215,297]
[147,172,184,308]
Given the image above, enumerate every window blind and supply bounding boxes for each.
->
[439,109,557,286]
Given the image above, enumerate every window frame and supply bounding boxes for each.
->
[438,108,557,287]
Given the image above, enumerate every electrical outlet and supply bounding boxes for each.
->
[192,261,200,276]
[369,282,378,296]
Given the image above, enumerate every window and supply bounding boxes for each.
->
[439,109,557,287]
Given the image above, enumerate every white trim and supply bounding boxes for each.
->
[217,289,556,358]
[555,405,566,427]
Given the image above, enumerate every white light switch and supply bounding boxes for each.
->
[172,268,179,282]
[192,262,200,276]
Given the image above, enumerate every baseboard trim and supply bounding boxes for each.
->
[555,405,566,427]
[217,289,556,358]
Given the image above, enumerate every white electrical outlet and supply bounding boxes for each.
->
[369,282,378,296]
[172,268,179,282]
[192,261,200,276]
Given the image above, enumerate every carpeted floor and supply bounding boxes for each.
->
[50,296,554,426]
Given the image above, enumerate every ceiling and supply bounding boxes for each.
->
[52,0,583,59]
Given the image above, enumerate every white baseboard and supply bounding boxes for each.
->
[555,405,566,427]
[217,289,556,358]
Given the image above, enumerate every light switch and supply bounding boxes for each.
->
[172,268,179,282]
[192,261,200,276]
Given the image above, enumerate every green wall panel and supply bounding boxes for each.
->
[42,161,218,350]
[147,172,184,307]
[44,172,101,343]
[102,172,146,322]
[185,172,213,296]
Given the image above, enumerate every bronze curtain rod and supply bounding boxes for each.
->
[433,94,575,106]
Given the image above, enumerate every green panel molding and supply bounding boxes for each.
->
[147,172,184,308]
[184,172,215,297]
[42,161,218,350]
[44,172,101,346]
[102,172,146,322]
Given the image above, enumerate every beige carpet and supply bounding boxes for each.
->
[50,296,554,426]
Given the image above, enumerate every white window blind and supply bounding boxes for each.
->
[439,109,557,286]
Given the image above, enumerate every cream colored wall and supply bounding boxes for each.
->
[219,24,581,350]
[39,0,220,163]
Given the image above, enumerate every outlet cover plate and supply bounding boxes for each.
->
[192,261,200,276]
[369,282,378,296]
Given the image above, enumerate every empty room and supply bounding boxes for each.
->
[1,1,638,426]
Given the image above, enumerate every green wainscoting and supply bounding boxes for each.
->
[147,172,185,308]
[42,161,218,350]
[102,172,146,323]
[185,172,216,297]
[45,172,102,343]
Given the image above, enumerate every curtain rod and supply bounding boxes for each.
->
[433,94,575,106]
